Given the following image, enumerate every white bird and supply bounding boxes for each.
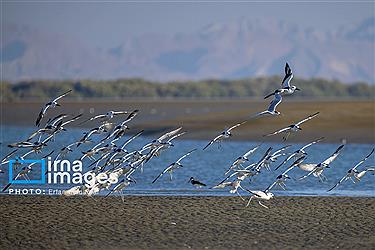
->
[328,149,374,191]
[354,167,375,181]
[142,127,183,150]
[265,156,306,192]
[264,62,300,99]
[253,92,283,117]
[212,180,245,200]
[203,121,246,150]
[79,110,133,125]
[245,189,274,209]
[105,178,135,202]
[263,112,319,141]
[299,144,345,182]
[224,145,260,175]
[152,149,197,183]
[256,145,291,171]
[35,89,72,127]
[275,137,324,171]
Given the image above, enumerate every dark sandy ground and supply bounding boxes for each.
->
[1,196,374,250]
[1,99,374,143]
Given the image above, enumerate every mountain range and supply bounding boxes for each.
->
[2,17,374,83]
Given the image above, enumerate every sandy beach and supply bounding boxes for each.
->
[1,99,374,143]
[1,195,374,250]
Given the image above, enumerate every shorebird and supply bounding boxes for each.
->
[264,62,300,98]
[104,110,139,140]
[265,156,306,192]
[252,92,283,117]
[354,167,375,181]
[77,126,107,147]
[224,145,260,175]
[256,145,291,171]
[245,189,274,209]
[328,148,374,191]
[212,180,245,200]
[275,137,324,171]
[142,127,183,150]
[79,110,133,125]
[263,112,319,141]
[299,144,345,182]
[35,89,72,127]
[105,178,135,202]
[203,121,246,150]
[152,149,197,183]
[188,177,207,187]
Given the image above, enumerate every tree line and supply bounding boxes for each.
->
[1,77,374,101]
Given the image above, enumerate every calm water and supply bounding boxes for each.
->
[1,125,374,197]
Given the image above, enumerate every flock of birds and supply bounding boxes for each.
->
[1,63,374,208]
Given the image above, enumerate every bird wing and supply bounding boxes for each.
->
[264,181,277,193]
[272,145,292,156]
[298,163,316,172]
[203,134,223,150]
[295,112,320,126]
[267,93,282,112]
[321,144,345,167]
[243,145,260,158]
[176,149,197,163]
[113,111,129,115]
[61,113,83,127]
[228,121,247,132]
[120,110,139,125]
[283,156,306,175]
[274,152,296,171]
[264,126,291,137]
[327,174,349,192]
[35,105,49,127]
[300,137,324,151]
[167,131,186,142]
[158,127,182,142]
[352,148,374,171]
[121,130,144,149]
[53,89,72,102]
[281,63,293,88]
[152,164,173,183]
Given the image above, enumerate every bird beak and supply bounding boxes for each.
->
[296,88,301,91]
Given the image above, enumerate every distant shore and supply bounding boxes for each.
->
[1,99,374,143]
[1,195,374,249]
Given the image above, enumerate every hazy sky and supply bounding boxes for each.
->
[4,1,374,48]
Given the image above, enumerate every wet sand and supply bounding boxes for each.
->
[1,99,374,143]
[1,195,374,249]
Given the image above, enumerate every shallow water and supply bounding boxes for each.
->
[1,125,374,197]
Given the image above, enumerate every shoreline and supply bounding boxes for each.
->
[1,195,375,249]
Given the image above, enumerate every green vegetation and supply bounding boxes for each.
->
[1,77,374,101]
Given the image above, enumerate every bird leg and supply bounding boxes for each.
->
[236,191,245,201]
[246,196,254,207]
[258,201,269,209]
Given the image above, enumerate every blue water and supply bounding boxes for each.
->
[1,125,374,197]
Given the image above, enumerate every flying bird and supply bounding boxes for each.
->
[245,189,274,209]
[253,92,283,117]
[275,137,324,171]
[35,89,72,127]
[328,148,374,191]
[263,112,319,141]
[152,149,197,183]
[264,62,300,99]
[203,121,246,150]
[299,145,345,182]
